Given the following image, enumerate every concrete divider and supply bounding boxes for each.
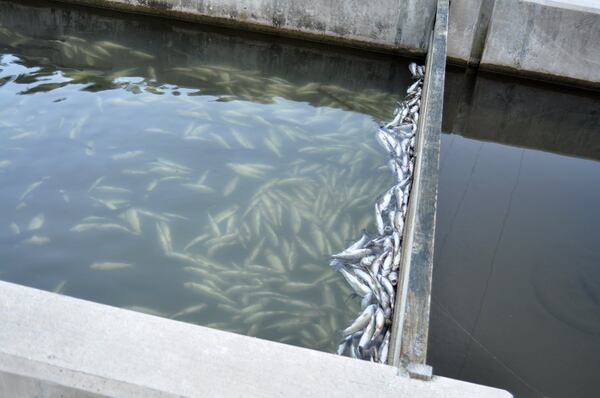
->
[388,0,448,371]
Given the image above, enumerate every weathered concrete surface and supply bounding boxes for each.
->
[0,280,512,397]
[443,67,600,160]
[447,0,483,63]
[51,0,436,54]
[480,0,600,88]
[388,0,448,370]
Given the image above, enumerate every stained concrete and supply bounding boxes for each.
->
[480,0,600,87]
[52,0,436,54]
[0,280,512,398]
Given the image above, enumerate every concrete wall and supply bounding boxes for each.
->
[447,0,600,88]
[480,0,600,88]
[0,280,512,398]
[53,0,437,54]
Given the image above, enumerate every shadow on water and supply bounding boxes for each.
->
[430,67,600,397]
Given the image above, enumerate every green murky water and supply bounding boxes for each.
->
[0,1,412,353]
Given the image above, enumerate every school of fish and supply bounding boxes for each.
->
[0,27,410,354]
[333,62,424,363]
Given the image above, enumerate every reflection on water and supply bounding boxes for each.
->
[430,69,600,398]
[0,1,412,353]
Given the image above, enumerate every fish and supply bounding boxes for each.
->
[182,183,214,193]
[208,132,231,149]
[20,177,48,201]
[0,160,12,171]
[94,185,131,194]
[88,176,105,193]
[120,208,141,234]
[9,132,38,140]
[23,235,50,245]
[231,129,255,149]
[226,163,273,178]
[112,151,144,160]
[59,189,70,203]
[280,282,314,293]
[331,64,423,363]
[131,50,155,60]
[71,223,134,234]
[28,213,45,231]
[126,306,164,317]
[184,282,236,306]
[9,222,20,235]
[183,233,211,252]
[223,176,240,196]
[90,262,133,270]
[96,40,129,51]
[156,221,173,253]
[53,280,67,294]
[171,304,208,319]
[69,114,89,139]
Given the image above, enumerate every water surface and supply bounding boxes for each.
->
[429,69,600,398]
[0,0,412,353]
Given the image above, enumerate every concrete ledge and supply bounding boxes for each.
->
[480,0,600,89]
[0,280,512,397]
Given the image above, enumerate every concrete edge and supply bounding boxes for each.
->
[0,280,513,398]
[49,0,427,57]
[478,62,600,92]
[388,0,448,368]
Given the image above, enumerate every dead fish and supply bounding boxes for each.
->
[90,262,133,270]
[223,175,240,196]
[20,177,48,201]
[112,150,144,160]
[171,304,208,319]
[156,221,173,253]
[94,185,131,194]
[182,183,214,193]
[119,208,141,234]
[183,233,211,252]
[28,213,45,231]
[0,160,12,170]
[227,163,273,178]
[9,222,20,235]
[53,280,67,294]
[22,235,50,245]
[71,223,134,234]
[184,282,236,306]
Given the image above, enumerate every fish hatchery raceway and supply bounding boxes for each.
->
[0,1,599,398]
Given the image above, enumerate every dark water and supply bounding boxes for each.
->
[0,0,413,353]
[429,69,600,397]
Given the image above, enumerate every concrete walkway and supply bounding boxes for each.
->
[0,281,511,397]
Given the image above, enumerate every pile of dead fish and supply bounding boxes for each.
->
[332,62,424,363]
